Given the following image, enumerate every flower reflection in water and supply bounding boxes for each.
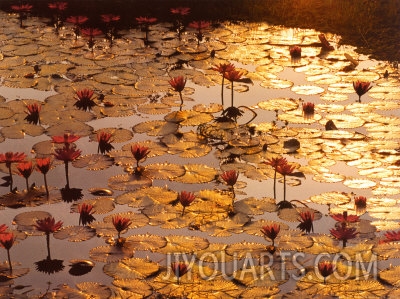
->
[0,152,26,193]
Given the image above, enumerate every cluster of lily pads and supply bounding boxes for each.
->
[0,1,399,298]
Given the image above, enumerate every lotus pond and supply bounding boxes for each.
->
[0,1,400,298]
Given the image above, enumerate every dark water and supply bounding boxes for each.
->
[1,0,399,62]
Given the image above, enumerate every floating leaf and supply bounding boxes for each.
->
[170,164,218,184]
[155,235,209,254]
[54,225,96,242]
[103,257,160,280]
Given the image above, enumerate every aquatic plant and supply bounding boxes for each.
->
[0,232,15,272]
[35,157,51,197]
[48,1,68,33]
[136,16,157,45]
[264,156,287,200]
[220,169,239,206]
[276,160,296,203]
[353,80,372,102]
[297,210,314,234]
[0,152,26,192]
[24,103,41,125]
[16,160,33,191]
[261,223,280,247]
[11,3,32,28]
[101,14,120,47]
[35,217,63,259]
[178,191,196,216]
[97,131,114,154]
[212,62,236,106]
[78,203,95,226]
[112,216,132,245]
[188,20,210,45]
[81,27,103,53]
[53,144,82,189]
[168,76,187,110]
[65,15,88,40]
[131,144,150,171]
[318,260,334,284]
[171,261,189,284]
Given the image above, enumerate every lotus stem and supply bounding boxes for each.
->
[283,174,287,201]
[221,76,225,106]
[64,161,70,189]
[273,169,277,200]
[231,81,234,107]
[7,165,13,192]
[43,173,49,197]
[7,249,12,272]
[46,233,51,260]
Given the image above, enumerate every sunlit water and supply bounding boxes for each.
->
[0,11,399,298]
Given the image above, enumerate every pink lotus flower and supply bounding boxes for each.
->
[297,211,314,234]
[330,223,357,248]
[25,103,41,125]
[35,217,63,259]
[318,260,334,283]
[74,88,96,111]
[171,262,189,284]
[353,80,372,102]
[0,232,15,271]
[36,157,52,196]
[97,131,114,154]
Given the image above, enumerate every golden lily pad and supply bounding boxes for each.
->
[233,266,289,288]
[343,178,377,189]
[112,279,153,298]
[132,120,179,136]
[291,85,325,95]
[103,257,160,280]
[373,242,400,259]
[379,265,400,287]
[75,282,112,298]
[309,191,351,205]
[164,110,214,126]
[89,245,134,263]
[155,235,209,254]
[54,225,96,242]
[257,97,299,111]
[108,173,153,191]
[72,154,114,170]
[170,164,219,184]
[323,114,365,129]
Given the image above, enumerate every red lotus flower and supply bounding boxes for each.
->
[25,103,41,125]
[97,131,114,154]
[35,217,63,234]
[48,2,67,11]
[66,15,88,25]
[136,16,157,24]
[36,157,52,197]
[212,63,236,74]
[381,230,400,244]
[54,146,81,189]
[179,191,196,216]
[188,20,210,30]
[170,7,191,16]
[0,152,27,192]
[223,69,244,82]
[11,4,32,12]
[11,4,33,27]
[0,224,8,233]
[353,80,372,102]
[261,224,280,246]
[354,195,367,214]
[220,170,239,187]
[302,102,315,119]
[169,76,186,109]
[276,162,296,176]
[330,223,357,247]
[290,45,301,58]
[330,211,359,223]
[17,161,33,179]
[36,157,51,175]
[112,216,132,239]
[0,152,26,168]
[54,147,81,162]
[81,27,103,37]
[101,14,120,23]
[52,133,80,147]
[264,156,288,200]
[131,144,150,167]
[264,157,288,169]
[0,232,15,272]
[169,76,186,93]
[212,63,236,106]
[0,232,15,250]
[318,34,335,51]
[171,262,189,283]
[74,88,96,111]
[17,160,33,190]
[35,217,63,259]
[297,210,314,234]
[78,203,95,226]
[318,260,334,283]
